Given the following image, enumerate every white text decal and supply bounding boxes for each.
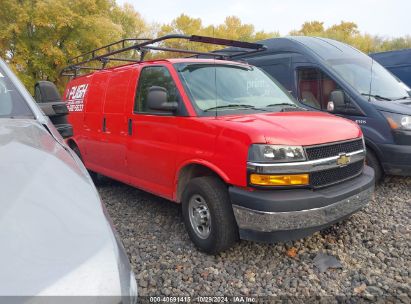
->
[66,84,88,112]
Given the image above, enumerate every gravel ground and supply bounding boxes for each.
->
[99,176,410,302]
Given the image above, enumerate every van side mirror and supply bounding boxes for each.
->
[147,86,178,112]
[34,81,73,138]
[327,90,345,113]
[35,81,62,104]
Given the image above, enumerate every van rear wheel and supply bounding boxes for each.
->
[182,176,239,254]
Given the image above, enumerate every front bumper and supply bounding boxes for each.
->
[379,143,411,176]
[229,166,375,242]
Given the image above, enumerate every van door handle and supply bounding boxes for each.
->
[128,118,133,135]
[102,117,106,132]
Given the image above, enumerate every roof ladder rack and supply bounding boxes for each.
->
[61,34,266,76]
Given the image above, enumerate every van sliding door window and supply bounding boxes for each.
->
[297,68,341,110]
[134,66,179,114]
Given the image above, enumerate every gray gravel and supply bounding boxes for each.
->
[99,176,410,301]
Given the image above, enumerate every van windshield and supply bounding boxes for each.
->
[0,64,33,118]
[328,57,411,101]
[175,63,298,115]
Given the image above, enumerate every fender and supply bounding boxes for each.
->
[364,137,383,159]
[173,159,231,201]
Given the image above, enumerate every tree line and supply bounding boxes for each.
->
[1,0,410,92]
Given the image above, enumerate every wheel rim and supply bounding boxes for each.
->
[188,194,211,239]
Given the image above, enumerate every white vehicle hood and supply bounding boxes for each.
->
[0,119,128,299]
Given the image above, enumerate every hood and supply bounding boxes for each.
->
[370,99,411,116]
[210,111,362,146]
[0,119,130,297]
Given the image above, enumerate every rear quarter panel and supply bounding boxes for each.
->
[64,74,93,149]
[81,71,110,168]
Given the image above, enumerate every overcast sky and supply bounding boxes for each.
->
[116,0,410,37]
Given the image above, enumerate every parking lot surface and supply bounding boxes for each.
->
[100,177,410,302]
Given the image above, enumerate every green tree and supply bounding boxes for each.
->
[154,14,278,58]
[110,3,148,38]
[2,2,410,93]
[290,21,325,36]
[289,20,411,53]
[376,36,411,52]
[155,14,207,57]
[0,0,148,92]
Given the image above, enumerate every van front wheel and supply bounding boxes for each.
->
[182,176,239,254]
[366,149,383,183]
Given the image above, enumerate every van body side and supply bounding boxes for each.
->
[64,58,374,253]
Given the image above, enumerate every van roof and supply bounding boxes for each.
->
[67,58,250,79]
[251,36,365,61]
[84,57,249,66]
[370,48,411,67]
[156,58,250,65]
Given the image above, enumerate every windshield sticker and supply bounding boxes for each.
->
[66,84,88,112]
[0,72,4,78]
[246,79,271,95]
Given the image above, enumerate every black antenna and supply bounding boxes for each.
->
[368,57,374,102]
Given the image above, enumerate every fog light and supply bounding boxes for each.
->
[250,174,309,186]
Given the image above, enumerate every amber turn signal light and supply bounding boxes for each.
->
[386,117,399,129]
[250,174,309,186]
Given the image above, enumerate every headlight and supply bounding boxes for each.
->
[248,144,306,163]
[381,111,411,130]
[401,116,411,129]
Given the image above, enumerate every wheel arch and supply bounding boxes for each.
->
[66,138,78,149]
[364,139,384,181]
[364,139,384,168]
[174,160,230,203]
[364,138,382,158]
[66,138,82,157]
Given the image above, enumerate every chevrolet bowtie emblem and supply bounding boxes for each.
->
[337,153,351,167]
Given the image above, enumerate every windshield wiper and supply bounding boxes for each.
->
[394,96,411,101]
[264,103,299,107]
[361,93,392,101]
[204,104,257,112]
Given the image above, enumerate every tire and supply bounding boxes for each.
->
[87,170,103,186]
[71,144,102,186]
[366,149,383,183]
[182,176,239,254]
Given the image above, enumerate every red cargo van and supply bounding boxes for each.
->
[63,35,375,253]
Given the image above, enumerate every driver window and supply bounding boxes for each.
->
[297,68,340,110]
[297,68,321,109]
[134,66,179,114]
